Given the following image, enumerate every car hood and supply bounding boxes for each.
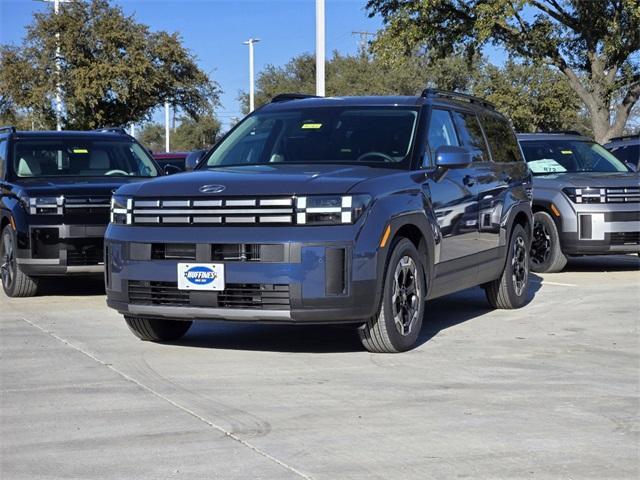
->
[116,164,394,197]
[17,177,150,197]
[533,171,639,189]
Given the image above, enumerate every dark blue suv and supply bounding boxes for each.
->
[105,90,533,353]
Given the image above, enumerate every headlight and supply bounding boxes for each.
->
[563,187,605,204]
[110,195,133,224]
[26,196,63,215]
[295,195,371,225]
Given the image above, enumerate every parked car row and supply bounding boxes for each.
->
[1,90,638,353]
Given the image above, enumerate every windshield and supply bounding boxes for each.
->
[203,107,419,169]
[13,139,160,178]
[520,139,629,175]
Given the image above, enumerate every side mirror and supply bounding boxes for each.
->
[435,145,472,169]
[185,150,206,171]
[163,164,182,175]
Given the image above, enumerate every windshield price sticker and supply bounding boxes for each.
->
[527,159,567,173]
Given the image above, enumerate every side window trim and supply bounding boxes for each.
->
[0,137,7,180]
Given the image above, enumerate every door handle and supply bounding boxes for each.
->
[463,175,476,187]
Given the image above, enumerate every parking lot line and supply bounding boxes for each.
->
[16,315,314,480]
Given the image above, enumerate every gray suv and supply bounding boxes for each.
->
[518,132,639,273]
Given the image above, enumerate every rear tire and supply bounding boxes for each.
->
[358,238,426,353]
[124,316,192,342]
[530,211,567,273]
[1,226,38,297]
[485,224,530,309]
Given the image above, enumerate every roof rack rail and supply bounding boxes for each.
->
[421,88,495,110]
[271,93,319,103]
[608,134,638,142]
[0,126,16,134]
[94,127,128,135]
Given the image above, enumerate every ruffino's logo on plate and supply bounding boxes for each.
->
[184,265,217,285]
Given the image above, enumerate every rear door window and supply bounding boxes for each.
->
[452,111,489,161]
[481,114,523,163]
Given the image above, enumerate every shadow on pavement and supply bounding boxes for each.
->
[36,275,106,296]
[175,275,543,354]
[562,254,640,273]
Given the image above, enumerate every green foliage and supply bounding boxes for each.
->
[473,60,590,134]
[0,0,219,130]
[367,0,640,142]
[239,51,481,113]
[138,115,221,152]
[239,50,586,134]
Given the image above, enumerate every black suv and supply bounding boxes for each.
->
[0,127,162,297]
[105,90,533,353]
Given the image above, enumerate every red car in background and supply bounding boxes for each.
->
[152,152,189,172]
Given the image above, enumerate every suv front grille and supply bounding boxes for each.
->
[66,239,104,266]
[574,187,640,204]
[610,232,640,245]
[131,197,294,225]
[128,281,290,309]
[605,187,640,203]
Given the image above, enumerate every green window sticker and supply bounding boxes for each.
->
[301,123,322,129]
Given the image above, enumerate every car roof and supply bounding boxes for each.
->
[603,135,639,147]
[259,95,501,115]
[9,130,132,140]
[517,132,593,142]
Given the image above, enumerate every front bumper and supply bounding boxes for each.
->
[559,202,640,255]
[104,225,383,324]
[17,224,106,275]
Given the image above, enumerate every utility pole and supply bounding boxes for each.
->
[243,38,260,112]
[164,102,170,152]
[351,31,375,57]
[37,0,73,130]
[315,0,325,97]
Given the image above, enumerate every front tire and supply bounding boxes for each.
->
[530,211,567,273]
[358,238,426,353]
[124,316,192,342]
[485,224,530,309]
[1,226,38,297]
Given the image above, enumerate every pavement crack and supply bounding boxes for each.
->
[18,316,313,480]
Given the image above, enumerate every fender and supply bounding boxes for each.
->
[500,200,533,245]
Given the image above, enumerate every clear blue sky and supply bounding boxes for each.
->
[1,0,507,129]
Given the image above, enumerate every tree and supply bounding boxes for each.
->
[367,0,640,143]
[239,51,481,113]
[0,0,219,129]
[474,60,589,134]
[138,115,221,152]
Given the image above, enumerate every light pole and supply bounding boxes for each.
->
[37,0,73,131]
[243,38,260,112]
[315,0,325,97]
[164,102,170,152]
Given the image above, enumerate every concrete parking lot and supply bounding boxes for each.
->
[1,255,639,480]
